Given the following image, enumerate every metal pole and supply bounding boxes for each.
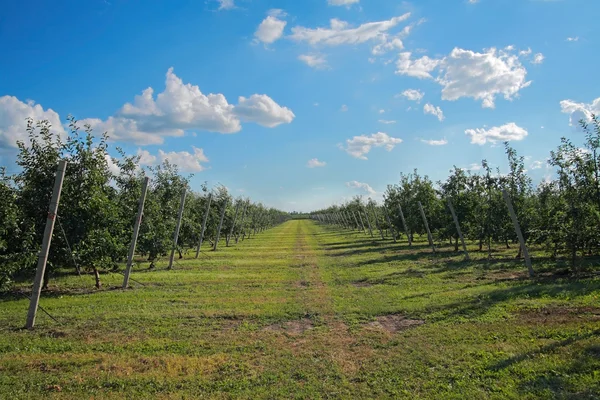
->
[398,205,411,246]
[226,200,241,246]
[213,198,228,250]
[122,176,150,288]
[502,189,534,277]
[447,199,469,260]
[356,210,366,233]
[168,189,187,270]
[195,193,212,258]
[26,160,67,329]
[383,206,397,243]
[418,201,436,253]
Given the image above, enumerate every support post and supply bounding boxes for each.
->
[357,210,366,233]
[447,199,469,260]
[352,211,360,232]
[226,200,241,246]
[195,193,212,258]
[26,160,67,329]
[398,205,411,246]
[371,205,385,240]
[235,200,248,243]
[502,189,534,277]
[168,189,187,270]
[418,201,436,253]
[383,206,397,243]
[363,209,374,237]
[213,198,228,250]
[122,176,150,288]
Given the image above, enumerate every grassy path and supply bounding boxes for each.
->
[0,220,599,398]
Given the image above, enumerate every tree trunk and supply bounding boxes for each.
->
[93,267,101,289]
[177,247,183,259]
[454,236,459,252]
[42,271,50,290]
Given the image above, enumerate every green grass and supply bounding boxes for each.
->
[1,220,599,399]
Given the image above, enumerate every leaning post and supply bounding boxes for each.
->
[195,193,213,258]
[447,199,470,260]
[502,189,534,277]
[26,160,67,329]
[418,201,436,253]
[213,198,228,250]
[226,200,241,246]
[168,188,187,270]
[122,176,150,288]
[398,205,411,247]
[383,205,397,243]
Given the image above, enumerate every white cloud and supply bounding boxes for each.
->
[423,103,445,121]
[466,163,482,171]
[289,13,411,46]
[378,109,385,114]
[396,52,440,79]
[340,132,402,160]
[0,95,65,149]
[307,158,326,168]
[81,68,293,145]
[340,104,348,112]
[532,53,545,64]
[396,47,533,108]
[567,36,579,42]
[234,94,295,127]
[372,37,404,55]
[378,119,396,124]
[421,138,448,146]
[468,0,479,3]
[346,180,376,195]
[328,0,360,5]
[298,53,328,69]
[465,122,528,145]
[137,146,209,172]
[530,160,544,170]
[560,97,600,127]
[255,10,287,44]
[105,154,121,175]
[217,0,235,10]
[399,89,424,102]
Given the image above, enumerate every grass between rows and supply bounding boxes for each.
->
[0,220,599,399]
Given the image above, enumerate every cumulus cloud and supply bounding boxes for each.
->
[307,158,326,168]
[0,95,66,149]
[328,0,359,5]
[399,89,424,102]
[346,180,376,195]
[339,132,402,160]
[396,47,533,108]
[423,103,445,121]
[234,94,295,127]
[396,52,440,79]
[137,146,209,172]
[532,53,545,64]
[421,138,448,146]
[81,68,294,145]
[289,13,411,46]
[298,53,328,69]
[465,122,528,145]
[560,97,600,127]
[255,9,287,44]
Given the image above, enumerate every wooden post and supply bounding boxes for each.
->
[351,211,360,231]
[213,198,228,250]
[418,201,436,253]
[195,193,212,258]
[226,200,241,246]
[447,199,469,260]
[502,189,534,277]
[371,205,385,240]
[26,160,67,329]
[235,200,248,244]
[363,209,374,237]
[383,206,397,243]
[168,189,187,270]
[356,210,366,233]
[398,205,411,247]
[122,176,150,288]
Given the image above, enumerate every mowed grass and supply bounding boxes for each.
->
[0,220,599,399]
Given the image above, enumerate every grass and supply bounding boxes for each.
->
[1,220,599,399]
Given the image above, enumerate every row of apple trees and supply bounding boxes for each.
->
[0,118,288,291]
[313,116,600,269]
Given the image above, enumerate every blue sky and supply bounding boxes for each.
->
[1,0,598,212]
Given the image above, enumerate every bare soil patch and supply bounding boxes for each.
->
[365,314,424,333]
[263,318,314,335]
[518,306,600,324]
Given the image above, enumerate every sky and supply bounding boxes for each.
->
[0,0,599,212]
